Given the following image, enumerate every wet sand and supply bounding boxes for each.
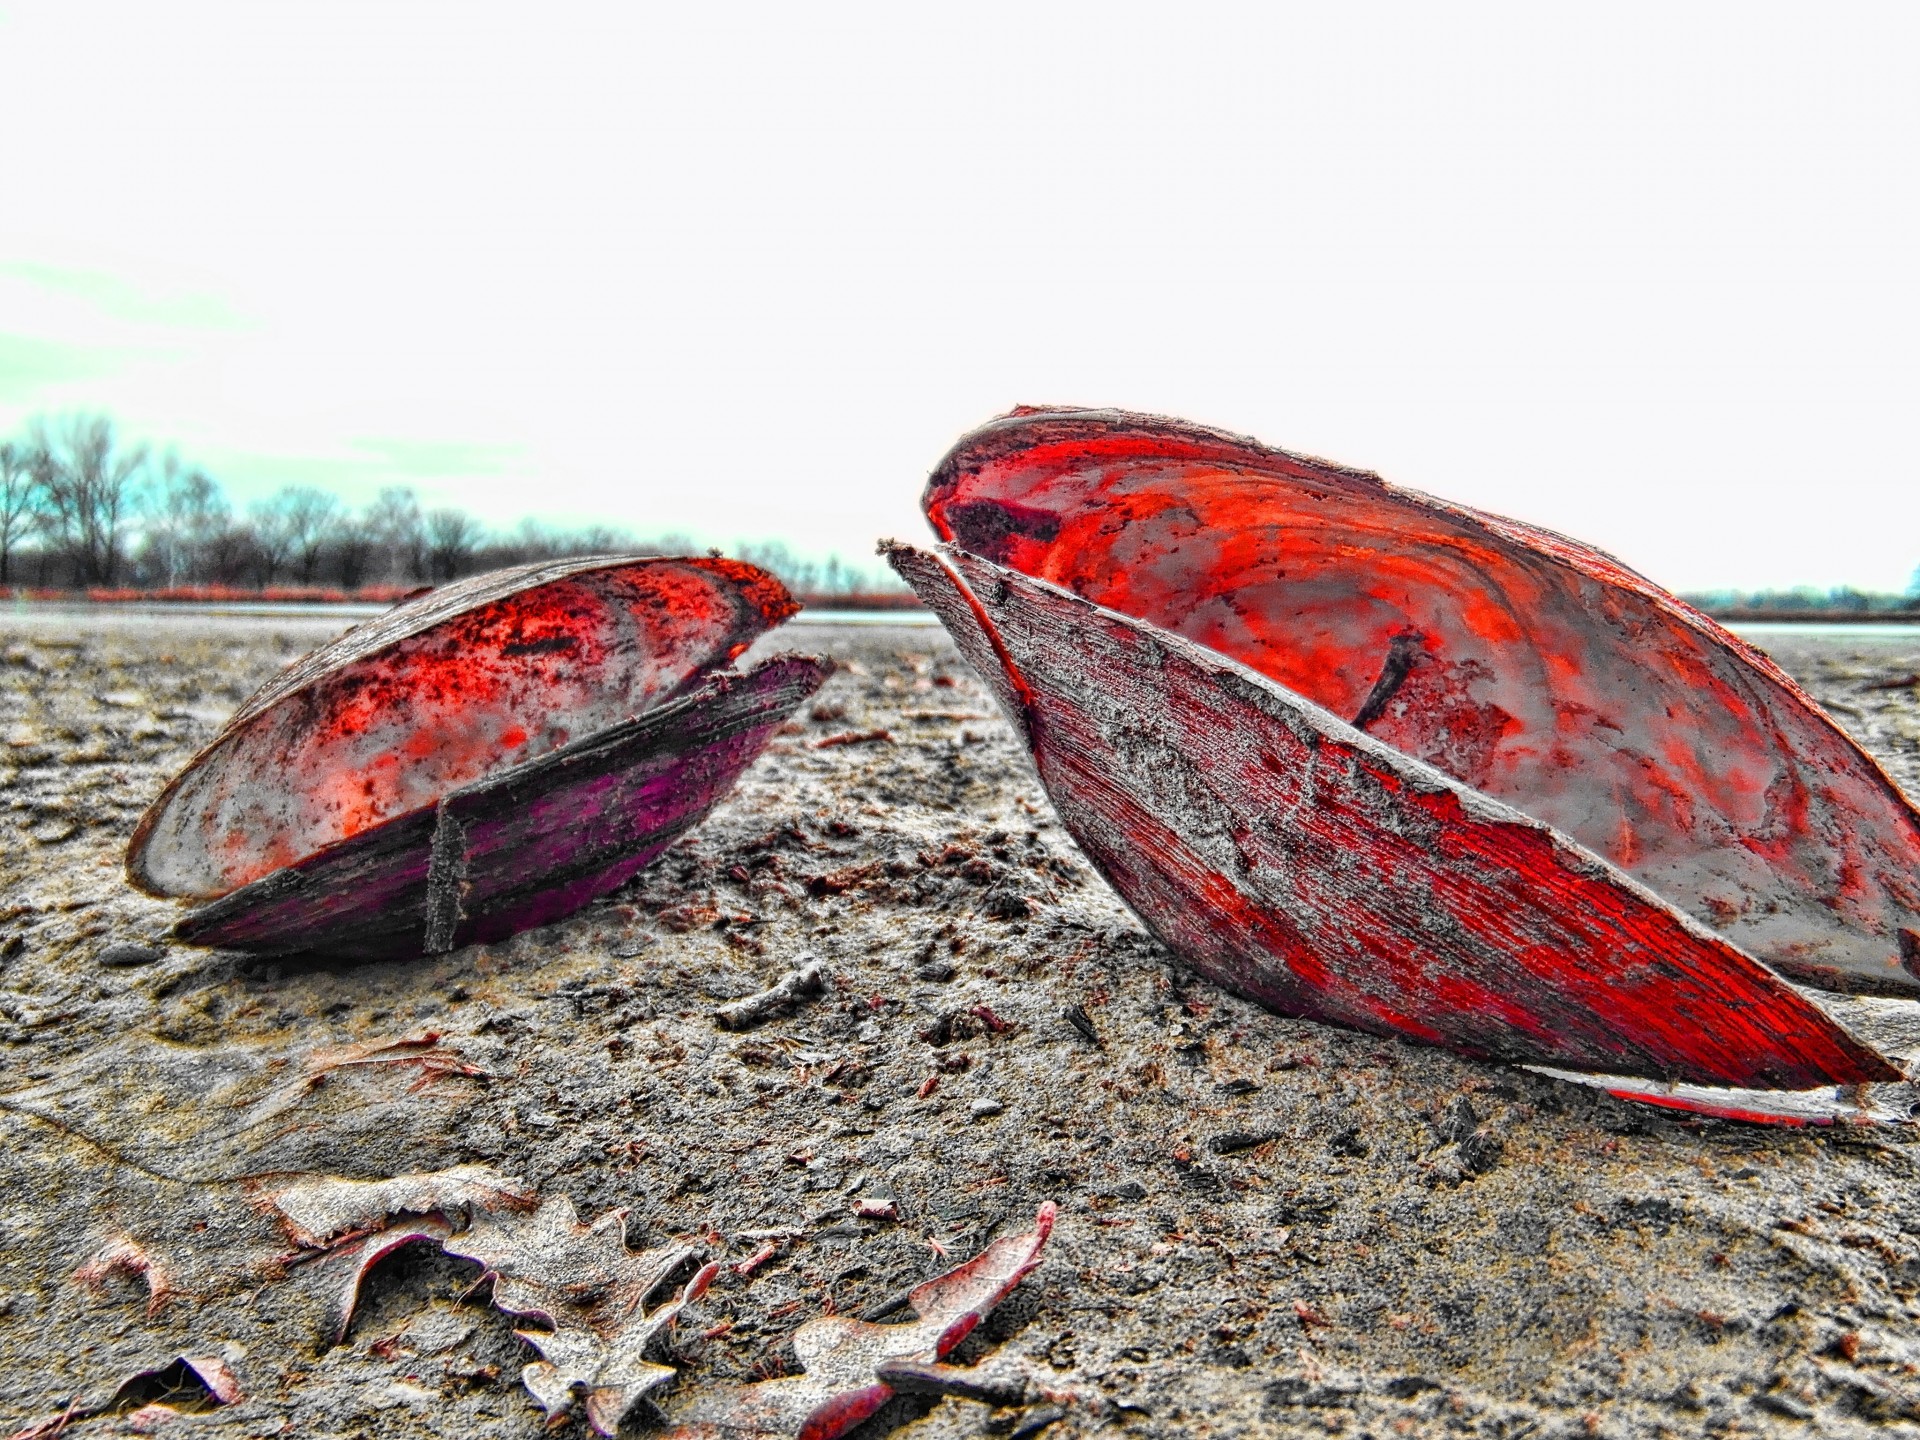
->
[4,609,1920,1437]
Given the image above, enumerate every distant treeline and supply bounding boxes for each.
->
[1682,586,1920,616]
[0,412,905,598]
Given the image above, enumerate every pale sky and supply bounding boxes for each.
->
[1,2,1914,591]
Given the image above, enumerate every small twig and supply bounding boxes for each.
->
[811,728,893,749]
[732,1240,780,1277]
[714,962,824,1031]
[860,1285,917,1322]
[874,1359,1028,1407]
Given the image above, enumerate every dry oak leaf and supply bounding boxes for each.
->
[444,1195,716,1435]
[275,1171,715,1435]
[72,1234,175,1317]
[665,1202,1057,1440]
[5,1353,241,1440]
[258,1162,534,1249]
[321,1215,457,1345]
[514,1262,720,1436]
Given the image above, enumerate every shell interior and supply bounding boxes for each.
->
[128,555,798,900]
[922,408,1920,997]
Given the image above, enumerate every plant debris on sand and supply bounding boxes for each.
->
[4,609,1920,1436]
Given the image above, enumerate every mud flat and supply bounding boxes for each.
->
[3,609,1920,1437]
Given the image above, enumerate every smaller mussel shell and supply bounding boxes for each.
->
[129,555,826,958]
[172,655,826,960]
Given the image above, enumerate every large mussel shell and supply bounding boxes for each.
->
[889,543,1895,1091]
[919,408,1920,998]
[130,555,826,958]
[890,407,1920,1101]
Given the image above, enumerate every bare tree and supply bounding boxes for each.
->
[0,441,40,586]
[330,516,377,590]
[736,539,820,594]
[269,487,343,584]
[570,523,636,554]
[139,455,230,586]
[247,495,302,585]
[424,507,485,580]
[187,511,258,585]
[504,517,558,564]
[366,487,426,581]
[30,415,147,585]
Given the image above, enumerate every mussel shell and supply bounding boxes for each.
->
[889,542,1895,1090]
[921,408,1920,996]
[129,555,823,959]
[171,655,828,959]
[129,555,796,900]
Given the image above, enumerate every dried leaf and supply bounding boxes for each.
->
[444,1195,697,1332]
[445,1195,712,1434]
[108,1353,244,1409]
[319,1216,454,1345]
[516,1260,722,1436]
[4,1353,241,1440]
[259,1163,533,1248]
[72,1234,174,1317]
[664,1202,1056,1440]
[278,1175,713,1436]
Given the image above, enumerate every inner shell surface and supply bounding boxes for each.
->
[924,410,1920,993]
[136,561,784,898]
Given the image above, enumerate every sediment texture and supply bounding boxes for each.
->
[3,609,1920,1437]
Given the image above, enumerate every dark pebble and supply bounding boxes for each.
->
[1208,1131,1275,1156]
[97,942,166,968]
[1617,1195,1681,1227]
[1434,1095,1480,1144]
[1008,1403,1066,1438]
[0,935,23,962]
[1266,1378,1359,1409]
[1754,1393,1813,1420]
[1384,1376,1440,1399]
[1329,1124,1370,1157]
[916,960,956,982]
[1273,1193,1338,1226]
[1108,1180,1148,1201]
[1458,1128,1505,1174]
[1062,1004,1100,1046]
[983,890,1032,921]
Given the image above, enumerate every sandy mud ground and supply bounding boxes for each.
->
[3,609,1920,1439]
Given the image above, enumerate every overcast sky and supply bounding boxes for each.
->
[1,2,1914,590]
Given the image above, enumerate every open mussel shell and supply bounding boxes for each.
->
[129,555,827,959]
[921,408,1920,998]
[889,543,1898,1094]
